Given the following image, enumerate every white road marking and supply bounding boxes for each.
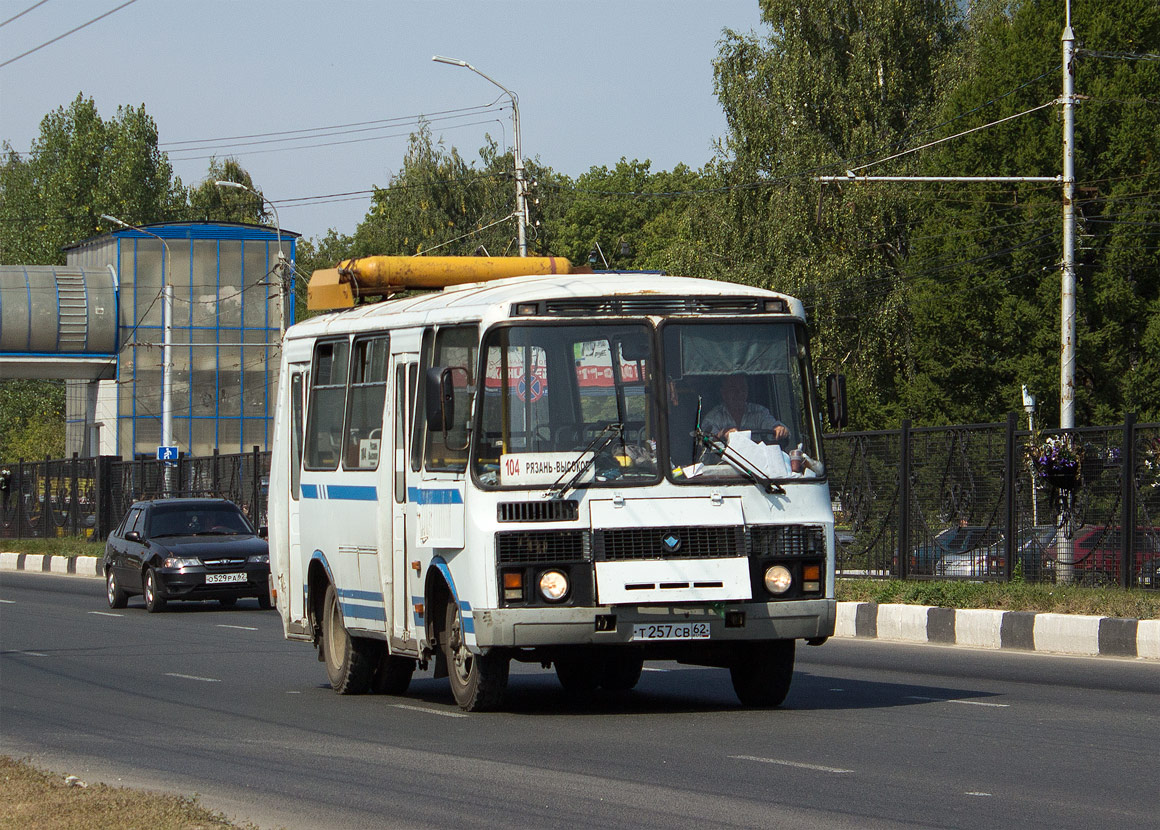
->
[216,624,258,631]
[729,755,854,774]
[392,703,469,719]
[642,667,668,672]
[906,695,1009,708]
[164,672,220,683]
[20,651,49,657]
[0,599,15,604]
[88,611,123,617]
[965,792,993,797]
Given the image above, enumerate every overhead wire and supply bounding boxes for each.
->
[0,0,138,68]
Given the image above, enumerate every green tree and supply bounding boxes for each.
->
[0,380,65,461]
[187,158,269,224]
[672,0,963,428]
[0,94,185,264]
[903,0,1160,425]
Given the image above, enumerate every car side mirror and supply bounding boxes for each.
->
[125,530,142,543]
[258,526,268,539]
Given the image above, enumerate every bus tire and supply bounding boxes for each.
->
[443,600,508,711]
[106,568,128,609]
[555,650,601,694]
[321,583,377,694]
[373,654,416,696]
[599,650,644,692]
[143,567,166,613]
[730,639,794,708]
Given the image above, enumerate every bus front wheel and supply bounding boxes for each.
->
[443,600,508,711]
[321,583,377,694]
[730,639,795,708]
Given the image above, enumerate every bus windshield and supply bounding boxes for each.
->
[661,320,820,483]
[474,323,659,488]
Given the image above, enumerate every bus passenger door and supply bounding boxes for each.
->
[285,364,308,625]
[390,355,418,647]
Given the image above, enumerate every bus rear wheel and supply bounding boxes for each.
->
[321,583,377,694]
[443,600,508,711]
[730,639,795,708]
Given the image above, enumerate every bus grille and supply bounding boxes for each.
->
[495,530,590,564]
[497,500,580,523]
[749,525,825,557]
[593,526,746,561]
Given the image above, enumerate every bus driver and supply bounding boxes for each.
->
[701,374,789,445]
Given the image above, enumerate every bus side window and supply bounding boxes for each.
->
[394,365,410,503]
[343,335,389,470]
[305,339,350,470]
[290,371,304,499]
[424,325,478,473]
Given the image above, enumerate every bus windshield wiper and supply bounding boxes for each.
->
[694,428,786,495]
[546,423,623,501]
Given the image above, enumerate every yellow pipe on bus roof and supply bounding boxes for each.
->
[308,255,574,310]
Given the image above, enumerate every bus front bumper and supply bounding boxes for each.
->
[470,598,836,649]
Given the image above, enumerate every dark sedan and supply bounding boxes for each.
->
[103,498,270,612]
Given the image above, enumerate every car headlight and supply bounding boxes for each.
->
[538,569,569,602]
[763,564,793,595]
[163,556,201,569]
[248,553,269,564]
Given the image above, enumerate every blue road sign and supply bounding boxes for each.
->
[157,446,179,461]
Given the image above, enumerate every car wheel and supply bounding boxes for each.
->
[373,654,416,695]
[320,583,377,694]
[730,639,795,708]
[143,567,167,613]
[219,597,237,609]
[106,568,128,609]
[443,599,508,711]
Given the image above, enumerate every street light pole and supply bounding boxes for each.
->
[432,54,528,256]
[101,214,174,492]
[215,180,289,337]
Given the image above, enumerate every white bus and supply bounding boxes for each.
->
[268,257,843,711]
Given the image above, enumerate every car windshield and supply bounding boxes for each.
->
[473,323,659,489]
[148,507,252,537]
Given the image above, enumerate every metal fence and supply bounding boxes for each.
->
[827,414,1160,589]
[0,448,270,543]
[3,417,1158,589]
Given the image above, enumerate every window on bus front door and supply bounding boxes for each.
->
[343,335,389,470]
[305,339,349,470]
[423,325,478,473]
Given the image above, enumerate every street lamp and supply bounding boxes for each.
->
[101,214,175,491]
[432,54,528,256]
[215,180,290,337]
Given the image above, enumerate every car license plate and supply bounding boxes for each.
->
[205,572,246,584]
[631,622,711,641]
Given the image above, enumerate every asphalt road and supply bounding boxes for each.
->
[2,571,1157,830]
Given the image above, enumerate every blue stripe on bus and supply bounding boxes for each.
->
[407,487,463,505]
[341,602,387,622]
[301,483,377,501]
[338,588,383,602]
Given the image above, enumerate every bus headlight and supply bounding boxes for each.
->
[763,564,792,595]
[538,569,569,602]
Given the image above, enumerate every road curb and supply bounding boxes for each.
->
[836,601,1160,660]
[1,552,101,579]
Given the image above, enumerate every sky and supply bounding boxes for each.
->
[0,0,767,242]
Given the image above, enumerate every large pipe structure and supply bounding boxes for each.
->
[308,256,574,310]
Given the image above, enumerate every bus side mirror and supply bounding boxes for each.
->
[825,373,848,429]
[425,367,454,433]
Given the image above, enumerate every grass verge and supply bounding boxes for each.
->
[837,578,1160,619]
[0,537,100,557]
[0,757,256,830]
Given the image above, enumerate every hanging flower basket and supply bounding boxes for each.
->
[1031,437,1083,491]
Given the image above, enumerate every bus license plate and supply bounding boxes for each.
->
[632,622,711,641]
[205,572,246,584]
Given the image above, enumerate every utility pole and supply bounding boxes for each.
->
[1060,10,1077,431]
